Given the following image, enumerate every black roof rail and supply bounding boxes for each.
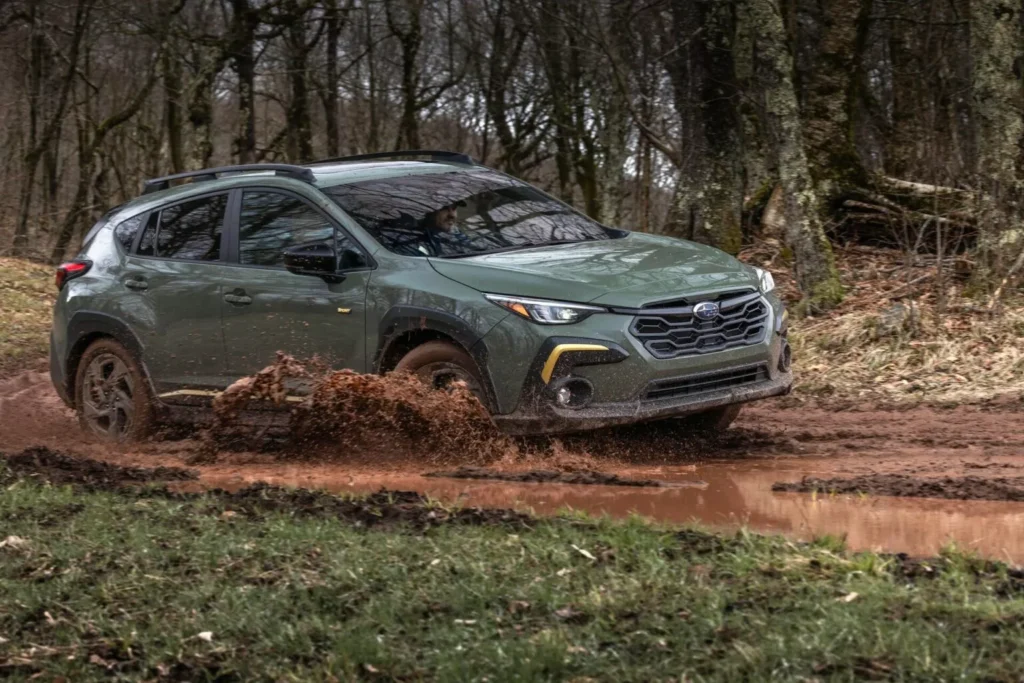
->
[141,164,316,195]
[310,150,476,166]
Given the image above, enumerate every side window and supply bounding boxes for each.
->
[156,194,227,261]
[238,191,335,268]
[113,215,144,253]
[136,213,159,257]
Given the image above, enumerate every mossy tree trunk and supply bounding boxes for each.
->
[748,0,844,312]
[793,0,873,203]
[969,0,1024,284]
[663,0,745,255]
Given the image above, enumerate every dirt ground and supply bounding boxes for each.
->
[4,369,1024,562]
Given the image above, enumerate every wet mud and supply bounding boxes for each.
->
[1,447,196,489]
[424,466,672,487]
[773,474,1024,502]
[5,365,1024,563]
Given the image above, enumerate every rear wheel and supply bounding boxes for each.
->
[677,404,742,433]
[74,339,155,442]
[394,341,487,404]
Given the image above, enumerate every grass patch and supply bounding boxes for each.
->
[0,257,53,377]
[1,470,1023,680]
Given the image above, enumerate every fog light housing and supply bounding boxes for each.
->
[549,377,594,409]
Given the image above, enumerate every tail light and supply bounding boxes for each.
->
[55,260,92,290]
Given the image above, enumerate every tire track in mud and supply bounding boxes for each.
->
[4,367,1024,502]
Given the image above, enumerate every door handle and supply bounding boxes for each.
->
[124,278,148,291]
[223,293,252,305]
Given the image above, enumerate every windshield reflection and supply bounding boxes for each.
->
[324,168,624,257]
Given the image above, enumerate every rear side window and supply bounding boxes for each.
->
[238,191,336,267]
[113,215,144,252]
[135,194,227,261]
[157,194,227,261]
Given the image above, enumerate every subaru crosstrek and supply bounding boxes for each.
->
[50,151,792,441]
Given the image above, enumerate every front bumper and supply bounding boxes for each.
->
[493,365,791,435]
[483,291,792,434]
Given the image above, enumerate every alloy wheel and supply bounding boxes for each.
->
[80,353,136,440]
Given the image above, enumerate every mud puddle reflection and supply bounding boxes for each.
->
[195,456,1024,565]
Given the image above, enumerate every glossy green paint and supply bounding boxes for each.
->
[52,158,791,432]
[430,232,760,306]
[219,264,371,376]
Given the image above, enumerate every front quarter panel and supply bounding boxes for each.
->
[365,251,509,371]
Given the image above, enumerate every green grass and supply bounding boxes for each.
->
[1,476,1023,681]
[0,258,53,376]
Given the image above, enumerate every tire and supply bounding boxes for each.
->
[393,341,487,404]
[74,338,155,442]
[676,404,742,433]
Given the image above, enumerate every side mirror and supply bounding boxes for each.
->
[283,243,338,280]
[338,247,367,270]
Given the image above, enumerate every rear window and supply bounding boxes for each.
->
[113,215,144,252]
[78,205,125,255]
[323,168,621,258]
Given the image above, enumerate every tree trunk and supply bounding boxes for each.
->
[534,0,575,204]
[229,0,258,163]
[12,0,90,257]
[162,49,184,173]
[663,0,745,254]
[284,0,314,162]
[323,0,341,157]
[969,0,1023,282]
[387,0,424,150]
[749,0,844,312]
[51,72,161,262]
[793,0,872,203]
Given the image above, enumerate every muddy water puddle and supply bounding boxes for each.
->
[194,456,1024,565]
[6,368,1024,564]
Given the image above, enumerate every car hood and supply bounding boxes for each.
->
[428,232,760,307]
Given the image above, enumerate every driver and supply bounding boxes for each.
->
[419,200,472,254]
[422,201,464,234]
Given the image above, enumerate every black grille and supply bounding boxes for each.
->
[629,290,768,359]
[644,364,769,401]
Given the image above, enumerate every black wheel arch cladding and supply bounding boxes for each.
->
[374,305,499,412]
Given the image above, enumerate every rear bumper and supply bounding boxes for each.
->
[492,368,791,435]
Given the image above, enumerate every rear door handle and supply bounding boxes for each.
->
[223,293,252,305]
[124,278,148,291]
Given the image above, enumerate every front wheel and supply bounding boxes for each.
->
[74,339,155,442]
[393,341,487,405]
[676,404,742,433]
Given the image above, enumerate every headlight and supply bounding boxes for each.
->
[754,267,775,293]
[485,294,606,324]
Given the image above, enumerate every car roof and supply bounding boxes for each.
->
[110,159,478,224]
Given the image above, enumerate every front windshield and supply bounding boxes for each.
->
[323,168,623,258]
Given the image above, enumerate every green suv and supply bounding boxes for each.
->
[50,151,792,441]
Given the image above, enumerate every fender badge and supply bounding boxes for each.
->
[337,307,352,314]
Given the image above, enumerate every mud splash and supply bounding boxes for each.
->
[199,354,512,464]
[773,474,1024,502]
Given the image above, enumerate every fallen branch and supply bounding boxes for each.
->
[876,175,974,199]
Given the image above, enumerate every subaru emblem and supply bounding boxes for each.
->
[693,301,719,321]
